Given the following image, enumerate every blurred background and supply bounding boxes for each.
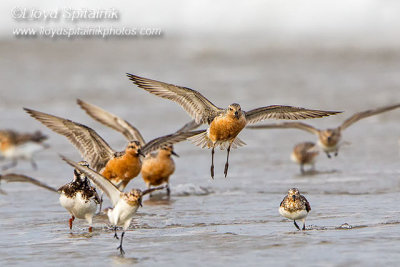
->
[1,1,400,266]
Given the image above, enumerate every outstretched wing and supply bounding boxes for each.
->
[245,105,341,124]
[340,103,400,130]
[77,99,146,146]
[0,173,58,193]
[61,156,121,206]
[247,122,320,135]
[142,130,206,155]
[127,74,222,124]
[174,120,202,134]
[24,108,115,171]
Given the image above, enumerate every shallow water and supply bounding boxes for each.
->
[0,38,400,266]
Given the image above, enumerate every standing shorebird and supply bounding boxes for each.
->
[0,161,100,232]
[291,142,320,174]
[279,188,311,230]
[24,108,204,192]
[248,103,400,158]
[127,73,341,178]
[77,99,199,196]
[0,129,48,170]
[62,156,165,255]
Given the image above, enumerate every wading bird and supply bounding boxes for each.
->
[62,156,164,255]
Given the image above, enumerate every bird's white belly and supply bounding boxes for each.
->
[317,140,338,153]
[59,192,97,220]
[107,200,139,229]
[279,207,308,220]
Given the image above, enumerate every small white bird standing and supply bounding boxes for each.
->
[279,188,311,230]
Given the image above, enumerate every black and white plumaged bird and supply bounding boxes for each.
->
[279,188,311,230]
[62,156,165,255]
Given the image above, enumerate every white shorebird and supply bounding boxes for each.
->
[62,156,165,255]
[279,188,311,230]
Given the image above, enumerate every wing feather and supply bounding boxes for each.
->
[127,74,222,124]
[77,99,146,146]
[245,105,341,124]
[247,122,320,135]
[0,173,58,193]
[340,103,400,130]
[24,108,114,171]
[142,130,206,155]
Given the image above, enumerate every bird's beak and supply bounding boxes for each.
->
[292,195,296,201]
[234,111,239,119]
[138,149,145,157]
[171,150,179,157]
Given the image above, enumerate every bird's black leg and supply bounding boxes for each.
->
[224,145,231,178]
[325,152,331,159]
[294,220,300,230]
[334,150,338,157]
[30,159,38,170]
[114,226,119,239]
[117,231,125,255]
[302,223,306,230]
[300,164,305,175]
[98,193,104,214]
[210,147,215,179]
[2,159,17,171]
[166,183,170,197]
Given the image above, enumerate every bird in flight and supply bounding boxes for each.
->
[127,73,341,178]
[248,103,400,158]
[77,99,199,196]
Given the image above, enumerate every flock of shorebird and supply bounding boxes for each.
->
[0,73,399,255]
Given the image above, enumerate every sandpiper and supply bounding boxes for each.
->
[62,156,165,255]
[24,108,204,191]
[58,161,100,232]
[249,103,400,158]
[127,73,340,178]
[0,129,48,170]
[0,162,100,232]
[291,142,320,174]
[77,99,196,196]
[279,188,311,230]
